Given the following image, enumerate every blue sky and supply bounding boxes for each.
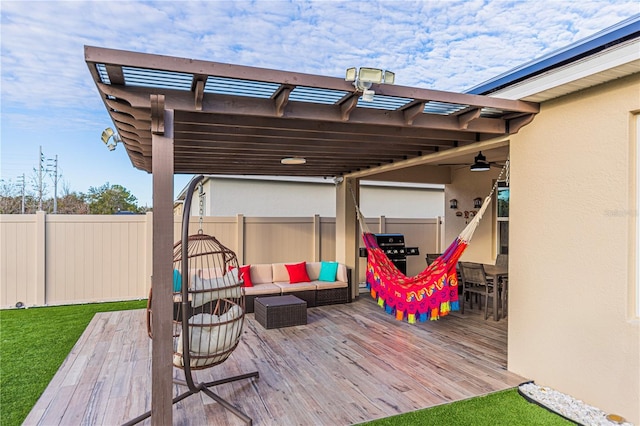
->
[1,1,638,207]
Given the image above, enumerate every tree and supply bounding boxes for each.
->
[57,192,90,214]
[53,182,89,214]
[0,179,20,213]
[87,183,142,214]
[0,179,37,214]
[0,180,144,215]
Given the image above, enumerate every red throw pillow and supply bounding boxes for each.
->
[239,265,253,287]
[285,261,311,283]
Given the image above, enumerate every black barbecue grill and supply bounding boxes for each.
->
[359,233,419,275]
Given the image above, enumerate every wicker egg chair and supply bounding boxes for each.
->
[132,175,258,426]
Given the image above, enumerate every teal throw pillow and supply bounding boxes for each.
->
[319,261,338,282]
[173,269,182,292]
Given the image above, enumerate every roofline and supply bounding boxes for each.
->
[466,14,640,95]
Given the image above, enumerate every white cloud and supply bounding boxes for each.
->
[1,0,638,202]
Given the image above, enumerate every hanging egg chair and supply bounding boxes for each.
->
[171,232,245,370]
[133,175,259,426]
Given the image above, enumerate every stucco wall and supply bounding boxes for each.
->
[508,74,640,423]
[444,167,502,264]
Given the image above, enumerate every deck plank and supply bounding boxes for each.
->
[25,296,525,425]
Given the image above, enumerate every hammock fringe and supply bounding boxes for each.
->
[366,279,458,323]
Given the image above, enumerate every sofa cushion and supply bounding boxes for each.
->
[271,263,289,282]
[315,280,348,290]
[305,262,321,281]
[251,264,274,285]
[243,283,281,296]
[276,281,317,292]
[336,264,349,283]
[319,261,339,282]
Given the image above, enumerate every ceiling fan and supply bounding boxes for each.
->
[440,151,506,171]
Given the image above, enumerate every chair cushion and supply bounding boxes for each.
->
[191,268,241,307]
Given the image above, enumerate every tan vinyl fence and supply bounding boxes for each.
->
[0,212,443,308]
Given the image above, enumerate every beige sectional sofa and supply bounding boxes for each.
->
[242,262,352,313]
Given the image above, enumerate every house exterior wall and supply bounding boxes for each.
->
[508,73,640,423]
[194,178,444,218]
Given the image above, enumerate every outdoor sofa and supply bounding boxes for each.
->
[241,261,352,313]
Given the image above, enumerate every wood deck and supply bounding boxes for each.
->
[24,296,525,425]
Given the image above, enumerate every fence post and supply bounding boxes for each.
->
[313,214,321,261]
[436,216,443,253]
[236,214,244,265]
[35,210,46,305]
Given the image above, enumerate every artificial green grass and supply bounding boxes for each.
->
[358,388,574,426]
[0,300,147,426]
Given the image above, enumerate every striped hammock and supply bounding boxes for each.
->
[361,195,493,323]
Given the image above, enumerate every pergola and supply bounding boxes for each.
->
[85,45,539,424]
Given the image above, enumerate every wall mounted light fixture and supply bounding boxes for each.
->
[474,197,483,209]
[449,199,458,209]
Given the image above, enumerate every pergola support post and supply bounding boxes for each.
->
[336,178,360,300]
[150,107,174,425]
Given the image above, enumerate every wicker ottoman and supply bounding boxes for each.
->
[254,295,307,329]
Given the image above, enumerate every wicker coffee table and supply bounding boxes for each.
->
[254,295,307,329]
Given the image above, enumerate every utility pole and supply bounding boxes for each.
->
[36,146,60,213]
[17,173,25,214]
[47,155,59,214]
[38,146,44,211]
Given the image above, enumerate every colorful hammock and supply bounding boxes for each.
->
[355,164,507,323]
